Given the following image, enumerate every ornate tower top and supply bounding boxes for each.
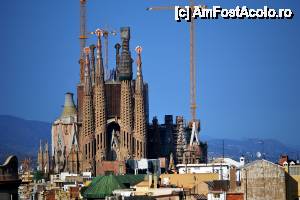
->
[117,27,132,81]
[135,46,142,77]
[39,140,43,153]
[84,47,92,96]
[90,44,96,85]
[135,46,143,94]
[92,29,105,83]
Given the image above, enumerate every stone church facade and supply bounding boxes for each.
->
[50,27,148,175]
[42,26,207,176]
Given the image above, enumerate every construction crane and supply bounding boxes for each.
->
[147,1,206,145]
[80,0,88,59]
[79,0,88,83]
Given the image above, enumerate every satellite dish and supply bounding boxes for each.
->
[256,152,262,158]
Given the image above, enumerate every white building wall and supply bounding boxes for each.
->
[207,192,226,200]
[177,164,230,180]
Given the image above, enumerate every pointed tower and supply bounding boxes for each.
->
[119,28,134,160]
[37,140,43,171]
[117,27,132,81]
[90,44,96,86]
[81,47,95,174]
[120,79,133,160]
[77,0,88,123]
[133,46,147,159]
[67,123,80,174]
[43,142,50,174]
[93,29,108,170]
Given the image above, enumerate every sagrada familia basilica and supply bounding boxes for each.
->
[41,27,148,175]
[37,7,207,176]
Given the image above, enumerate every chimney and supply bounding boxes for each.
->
[61,93,77,118]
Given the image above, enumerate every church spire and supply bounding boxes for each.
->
[92,28,108,168]
[84,47,92,96]
[39,140,43,153]
[94,29,105,83]
[38,140,44,171]
[117,27,132,81]
[135,46,143,94]
[133,46,146,159]
[90,44,96,86]
[81,46,95,174]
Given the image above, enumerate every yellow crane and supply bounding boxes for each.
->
[147,1,206,145]
[80,1,117,80]
[80,0,88,60]
[79,0,88,83]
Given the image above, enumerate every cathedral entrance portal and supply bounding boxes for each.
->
[107,121,120,161]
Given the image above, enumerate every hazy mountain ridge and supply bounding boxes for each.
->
[0,115,297,164]
[202,136,297,163]
[0,115,51,163]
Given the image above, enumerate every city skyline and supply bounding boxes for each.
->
[0,0,299,145]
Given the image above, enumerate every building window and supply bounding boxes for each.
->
[85,144,87,158]
[88,142,90,159]
[100,133,103,149]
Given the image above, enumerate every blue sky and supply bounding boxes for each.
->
[0,0,299,145]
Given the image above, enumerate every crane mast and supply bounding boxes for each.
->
[189,0,197,122]
[147,2,205,125]
[147,1,207,147]
[80,0,87,60]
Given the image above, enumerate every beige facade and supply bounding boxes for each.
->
[133,47,147,160]
[160,173,219,195]
[120,79,134,160]
[51,92,80,174]
[241,159,286,200]
[285,165,300,200]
